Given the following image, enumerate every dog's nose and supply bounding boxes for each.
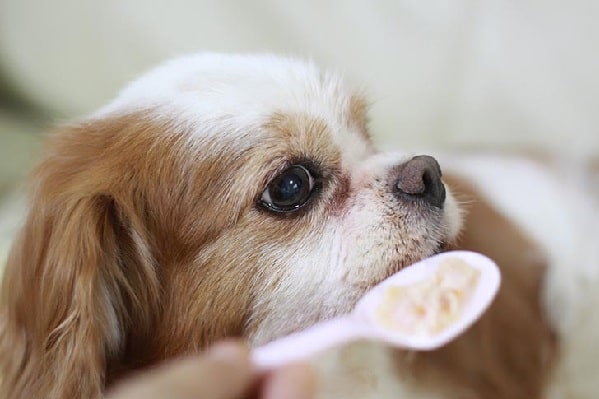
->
[391,155,446,208]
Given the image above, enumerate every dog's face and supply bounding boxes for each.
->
[0,54,462,397]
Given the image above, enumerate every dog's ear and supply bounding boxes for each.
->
[0,124,160,399]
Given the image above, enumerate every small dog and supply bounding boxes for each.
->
[1,54,597,399]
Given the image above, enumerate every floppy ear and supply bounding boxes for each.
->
[0,127,160,399]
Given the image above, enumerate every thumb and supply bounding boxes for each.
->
[107,342,254,399]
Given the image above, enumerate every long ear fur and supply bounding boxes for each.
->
[0,126,160,399]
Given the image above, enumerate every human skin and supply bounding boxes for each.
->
[106,341,315,399]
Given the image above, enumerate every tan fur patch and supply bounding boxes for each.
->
[0,112,264,396]
[0,109,362,397]
[348,95,370,141]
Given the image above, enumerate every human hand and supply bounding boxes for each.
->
[106,341,315,399]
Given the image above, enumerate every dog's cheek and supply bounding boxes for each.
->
[246,225,363,345]
[339,186,450,286]
[338,197,397,285]
[338,189,422,283]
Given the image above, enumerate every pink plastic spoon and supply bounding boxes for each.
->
[252,250,500,370]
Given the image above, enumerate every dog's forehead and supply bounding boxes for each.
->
[96,53,371,166]
[98,54,357,127]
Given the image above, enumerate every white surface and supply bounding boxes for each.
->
[0,0,597,153]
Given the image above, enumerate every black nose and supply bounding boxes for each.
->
[391,155,446,208]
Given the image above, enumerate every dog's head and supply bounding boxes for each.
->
[0,54,462,398]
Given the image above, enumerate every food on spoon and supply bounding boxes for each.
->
[375,257,481,336]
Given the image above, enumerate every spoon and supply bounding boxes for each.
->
[252,250,500,371]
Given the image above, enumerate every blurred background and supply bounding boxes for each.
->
[1,0,598,266]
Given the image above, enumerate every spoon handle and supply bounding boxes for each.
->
[252,317,364,371]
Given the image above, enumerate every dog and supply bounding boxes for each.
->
[1,53,597,399]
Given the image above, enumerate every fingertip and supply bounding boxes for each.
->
[262,363,316,399]
[204,340,251,364]
[105,341,256,399]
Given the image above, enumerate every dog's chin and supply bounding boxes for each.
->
[349,245,444,297]
[397,243,445,272]
[435,240,448,254]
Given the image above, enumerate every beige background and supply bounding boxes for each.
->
[1,0,598,264]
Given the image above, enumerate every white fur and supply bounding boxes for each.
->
[95,53,370,167]
[249,150,459,347]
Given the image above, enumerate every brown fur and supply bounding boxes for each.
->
[0,108,368,398]
[347,95,370,140]
[0,107,557,399]
[0,113,260,398]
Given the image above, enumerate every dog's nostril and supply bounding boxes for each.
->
[392,155,446,208]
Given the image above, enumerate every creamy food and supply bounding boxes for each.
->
[375,258,481,336]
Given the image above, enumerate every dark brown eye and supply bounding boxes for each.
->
[260,165,315,212]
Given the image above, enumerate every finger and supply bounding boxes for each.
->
[261,363,315,399]
[108,341,254,399]
[158,342,254,399]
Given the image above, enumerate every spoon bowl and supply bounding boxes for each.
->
[252,251,500,370]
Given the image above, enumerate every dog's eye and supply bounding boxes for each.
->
[260,165,315,212]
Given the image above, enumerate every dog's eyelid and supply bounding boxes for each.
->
[264,157,324,183]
